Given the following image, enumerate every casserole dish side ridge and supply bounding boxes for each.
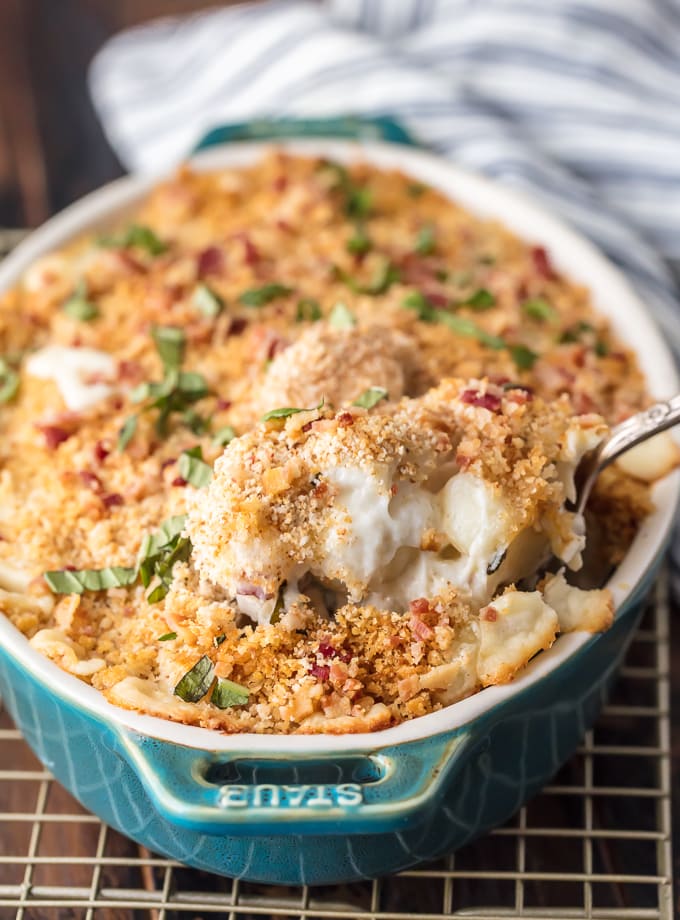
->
[0,140,676,885]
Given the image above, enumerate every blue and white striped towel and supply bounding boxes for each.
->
[89,0,680,354]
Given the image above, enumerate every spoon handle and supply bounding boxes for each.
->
[598,394,680,470]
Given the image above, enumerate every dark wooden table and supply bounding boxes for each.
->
[0,1,677,913]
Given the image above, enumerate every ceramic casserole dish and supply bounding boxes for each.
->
[0,140,677,886]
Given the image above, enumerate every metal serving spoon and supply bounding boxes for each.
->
[571,393,680,515]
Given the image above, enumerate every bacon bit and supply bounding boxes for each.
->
[115,251,145,275]
[228,317,248,337]
[409,598,431,616]
[410,615,435,641]
[273,175,288,193]
[64,565,77,572]
[318,641,351,663]
[216,398,232,411]
[531,245,557,280]
[38,425,71,449]
[460,388,502,412]
[102,492,124,509]
[309,663,330,682]
[197,246,225,278]
[117,360,144,383]
[482,606,498,622]
[276,219,292,234]
[235,233,260,266]
[171,476,187,487]
[489,374,511,386]
[111,396,125,411]
[94,440,111,463]
[160,457,176,471]
[337,411,354,428]
[266,336,288,361]
[398,675,421,701]
[78,470,103,492]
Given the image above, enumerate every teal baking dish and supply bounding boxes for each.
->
[0,139,677,885]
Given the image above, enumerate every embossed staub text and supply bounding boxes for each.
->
[216,782,363,809]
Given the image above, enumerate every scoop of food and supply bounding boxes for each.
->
[187,377,614,689]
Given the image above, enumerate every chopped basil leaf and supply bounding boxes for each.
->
[522,298,554,321]
[239,283,292,307]
[117,415,137,451]
[509,344,539,370]
[193,283,224,318]
[347,226,372,255]
[595,339,610,357]
[212,425,236,447]
[181,408,210,435]
[414,224,436,256]
[328,302,356,328]
[0,358,19,404]
[101,224,167,256]
[401,291,436,321]
[319,161,373,218]
[63,281,99,321]
[152,325,185,373]
[158,632,177,641]
[178,446,213,488]
[336,259,399,296]
[44,565,137,595]
[438,313,506,349]
[295,298,322,322]
[560,321,595,344]
[461,288,495,311]
[211,677,250,709]
[353,386,388,409]
[174,655,215,703]
[213,634,226,647]
[270,583,286,625]
[262,399,323,422]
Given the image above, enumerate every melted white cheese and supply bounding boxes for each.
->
[25,345,117,411]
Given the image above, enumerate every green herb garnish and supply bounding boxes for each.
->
[212,425,236,447]
[63,281,99,321]
[414,224,436,256]
[401,291,435,320]
[239,283,292,307]
[101,224,167,256]
[0,358,19,404]
[213,634,226,647]
[178,446,213,489]
[261,399,324,422]
[117,415,138,452]
[407,182,426,198]
[353,386,388,409]
[346,225,372,256]
[193,283,224,318]
[319,161,373,218]
[174,655,215,703]
[44,515,191,605]
[44,566,137,594]
[460,288,495,311]
[509,344,539,370]
[211,677,250,709]
[595,340,610,357]
[522,298,554,321]
[295,298,322,322]
[560,321,594,344]
[328,302,356,328]
[437,313,506,349]
[335,259,400,296]
[123,327,209,443]
[158,632,177,641]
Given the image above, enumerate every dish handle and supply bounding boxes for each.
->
[116,727,476,836]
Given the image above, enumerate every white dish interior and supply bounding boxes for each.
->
[0,139,676,754]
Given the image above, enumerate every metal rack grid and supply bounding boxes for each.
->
[0,575,671,920]
[0,231,673,919]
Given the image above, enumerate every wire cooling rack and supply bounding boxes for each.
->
[0,231,673,919]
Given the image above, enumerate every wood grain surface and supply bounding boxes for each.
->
[0,2,676,915]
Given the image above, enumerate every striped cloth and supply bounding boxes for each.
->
[89,0,680,355]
